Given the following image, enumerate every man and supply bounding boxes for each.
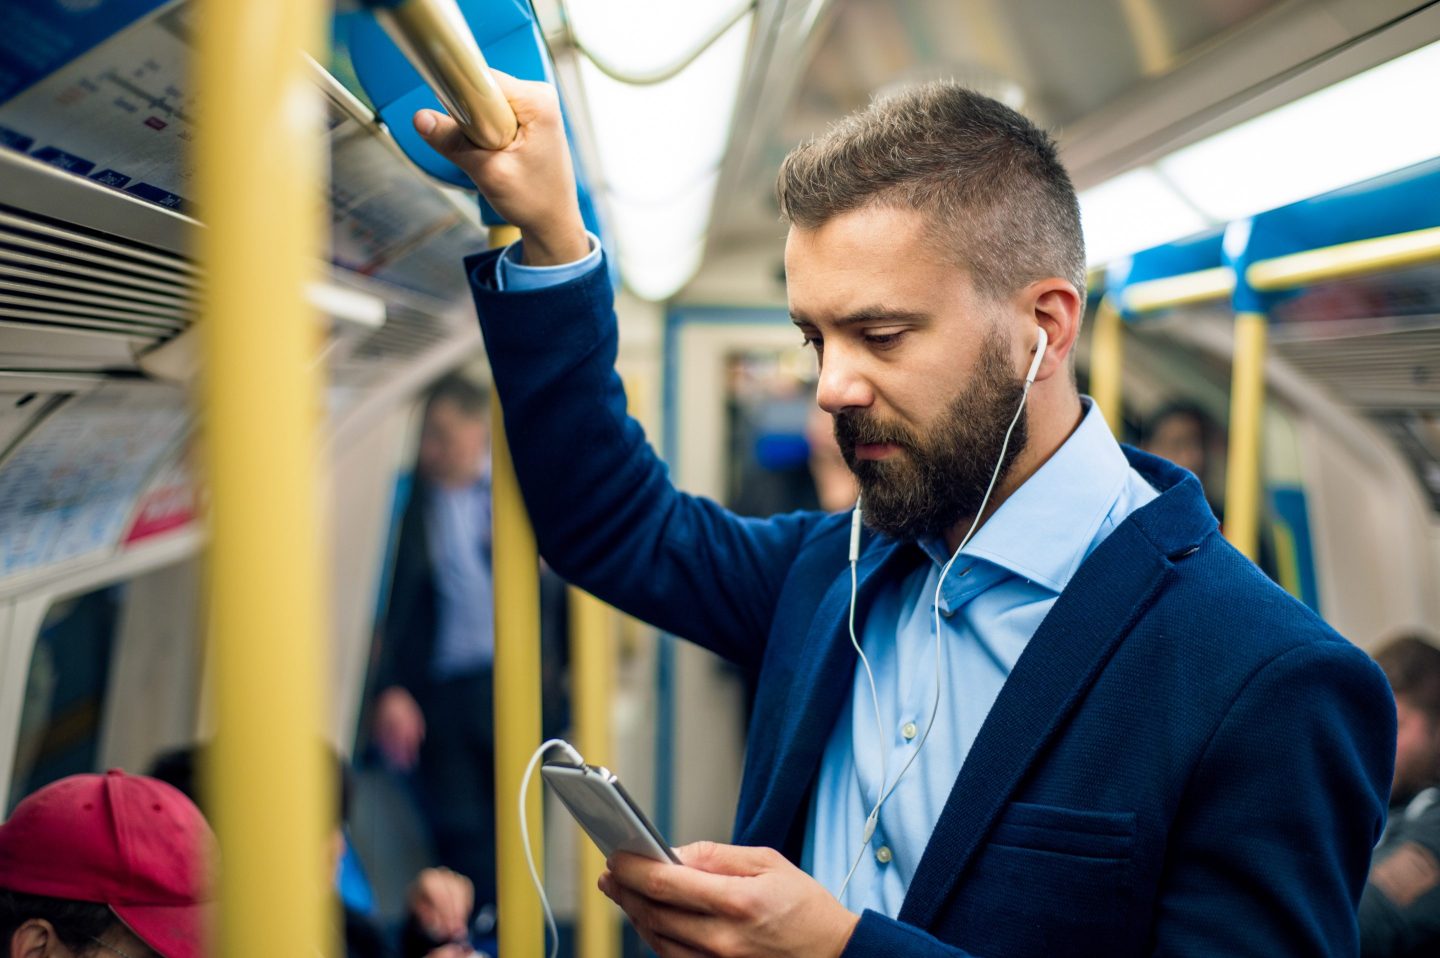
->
[369,374,500,910]
[0,770,214,958]
[415,76,1393,956]
[1362,635,1440,956]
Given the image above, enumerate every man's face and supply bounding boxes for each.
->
[1393,695,1440,804]
[418,398,488,489]
[786,205,1029,539]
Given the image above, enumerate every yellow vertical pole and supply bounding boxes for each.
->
[570,587,619,958]
[1224,312,1268,562]
[1090,295,1125,438]
[488,224,546,958]
[197,0,332,956]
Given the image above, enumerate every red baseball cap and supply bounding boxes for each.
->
[0,769,215,958]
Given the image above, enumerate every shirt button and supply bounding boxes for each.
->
[875,845,893,864]
[901,722,918,741]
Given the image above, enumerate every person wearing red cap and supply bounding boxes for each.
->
[0,769,215,958]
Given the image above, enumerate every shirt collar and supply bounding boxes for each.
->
[918,398,1131,596]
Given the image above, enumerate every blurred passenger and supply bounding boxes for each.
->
[0,770,213,958]
[366,373,569,920]
[369,373,499,912]
[1142,400,1280,581]
[1361,635,1440,957]
[1142,401,1223,513]
[420,76,1392,956]
[147,744,475,958]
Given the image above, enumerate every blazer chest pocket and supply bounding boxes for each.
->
[951,803,1138,958]
[988,801,1136,860]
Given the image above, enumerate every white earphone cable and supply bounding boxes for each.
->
[838,376,1034,903]
[520,738,585,958]
[838,546,888,900]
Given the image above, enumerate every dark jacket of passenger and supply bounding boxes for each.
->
[1361,789,1440,957]
[367,474,569,735]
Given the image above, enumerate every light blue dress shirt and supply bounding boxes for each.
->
[486,238,1159,916]
[803,399,1158,916]
[493,231,602,291]
[425,476,496,679]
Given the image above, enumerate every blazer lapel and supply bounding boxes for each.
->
[897,520,1172,929]
[737,536,918,851]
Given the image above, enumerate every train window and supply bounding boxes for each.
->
[7,585,122,813]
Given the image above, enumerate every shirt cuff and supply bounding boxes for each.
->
[495,230,602,291]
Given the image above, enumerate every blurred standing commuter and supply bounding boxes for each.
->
[1362,635,1440,957]
[1141,402,1224,515]
[1142,401,1279,580]
[0,770,214,958]
[370,374,500,911]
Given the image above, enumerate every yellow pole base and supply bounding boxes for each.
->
[570,586,619,958]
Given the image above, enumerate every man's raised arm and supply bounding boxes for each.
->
[410,79,832,672]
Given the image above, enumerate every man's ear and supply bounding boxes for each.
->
[1023,278,1083,383]
[11,919,63,958]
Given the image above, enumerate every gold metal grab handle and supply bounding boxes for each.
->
[374,0,518,149]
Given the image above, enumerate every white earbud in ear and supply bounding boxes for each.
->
[1025,327,1048,385]
[849,497,863,562]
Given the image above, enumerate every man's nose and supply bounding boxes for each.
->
[815,347,873,415]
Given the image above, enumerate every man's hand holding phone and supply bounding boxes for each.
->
[412,71,589,267]
[600,841,860,958]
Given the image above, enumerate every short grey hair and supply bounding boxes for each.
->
[777,81,1086,300]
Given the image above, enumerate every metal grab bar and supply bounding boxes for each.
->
[368,0,518,148]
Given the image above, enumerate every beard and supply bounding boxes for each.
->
[834,328,1028,541]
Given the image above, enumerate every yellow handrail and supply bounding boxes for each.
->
[1247,225,1440,291]
[1089,295,1124,438]
[570,587,620,958]
[1120,267,1235,315]
[1223,312,1267,562]
[198,0,333,955]
[372,0,518,149]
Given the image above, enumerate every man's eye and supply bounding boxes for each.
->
[864,331,904,348]
[800,335,823,352]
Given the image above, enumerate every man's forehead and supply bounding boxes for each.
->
[787,248,978,329]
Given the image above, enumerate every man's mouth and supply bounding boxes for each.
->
[854,442,903,461]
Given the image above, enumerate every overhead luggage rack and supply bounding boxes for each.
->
[0,56,486,382]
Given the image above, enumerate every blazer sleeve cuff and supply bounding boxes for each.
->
[840,910,978,958]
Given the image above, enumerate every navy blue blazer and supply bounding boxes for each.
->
[466,250,1395,957]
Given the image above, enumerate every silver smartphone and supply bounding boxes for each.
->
[541,761,681,864]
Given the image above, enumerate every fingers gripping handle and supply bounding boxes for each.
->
[371,0,518,149]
